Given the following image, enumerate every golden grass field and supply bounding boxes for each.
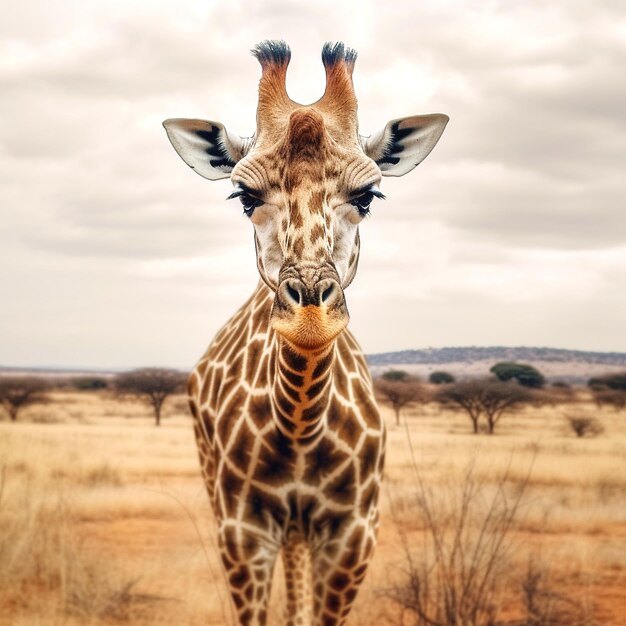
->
[1,389,625,625]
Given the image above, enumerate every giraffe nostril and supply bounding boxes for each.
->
[321,284,335,304]
[286,283,301,305]
[279,277,344,309]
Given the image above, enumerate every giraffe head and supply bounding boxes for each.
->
[164,41,448,350]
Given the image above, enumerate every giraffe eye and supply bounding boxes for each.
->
[351,191,375,217]
[238,193,264,217]
[350,185,385,218]
[228,188,264,217]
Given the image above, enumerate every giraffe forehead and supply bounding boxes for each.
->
[273,105,359,153]
[236,144,376,197]
[283,108,326,159]
[232,108,380,202]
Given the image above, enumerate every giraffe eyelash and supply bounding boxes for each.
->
[350,185,385,217]
[228,187,264,217]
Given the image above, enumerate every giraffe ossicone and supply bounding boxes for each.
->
[163,40,447,626]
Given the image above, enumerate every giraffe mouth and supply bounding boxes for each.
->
[271,304,349,350]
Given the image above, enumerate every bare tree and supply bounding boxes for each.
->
[436,379,531,434]
[0,376,50,421]
[383,459,532,626]
[520,556,593,626]
[114,369,186,426]
[374,376,425,426]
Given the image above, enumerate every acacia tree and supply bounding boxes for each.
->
[436,380,485,434]
[437,379,532,434]
[374,376,425,426]
[480,381,532,434]
[114,368,186,426]
[0,376,50,421]
[490,362,545,389]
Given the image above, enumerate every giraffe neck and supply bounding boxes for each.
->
[271,334,336,443]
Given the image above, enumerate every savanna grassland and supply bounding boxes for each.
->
[0,389,625,625]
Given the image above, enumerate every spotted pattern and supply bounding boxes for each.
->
[187,41,386,626]
[189,285,384,626]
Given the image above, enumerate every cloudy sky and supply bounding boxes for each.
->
[1,0,625,369]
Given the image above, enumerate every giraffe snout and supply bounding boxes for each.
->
[271,276,349,349]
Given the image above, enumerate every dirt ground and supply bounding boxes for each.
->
[0,390,624,625]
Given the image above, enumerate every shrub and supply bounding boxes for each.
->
[588,372,626,391]
[383,460,531,626]
[382,369,411,382]
[428,371,455,385]
[73,377,109,390]
[566,416,604,438]
[521,557,594,625]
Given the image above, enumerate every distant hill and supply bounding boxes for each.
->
[367,346,626,366]
[3,347,626,385]
[367,346,626,383]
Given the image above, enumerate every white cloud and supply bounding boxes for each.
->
[1,0,625,367]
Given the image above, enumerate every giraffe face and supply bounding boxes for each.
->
[163,41,449,350]
[228,108,382,349]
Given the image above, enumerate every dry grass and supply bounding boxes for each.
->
[0,390,624,624]
[0,467,158,624]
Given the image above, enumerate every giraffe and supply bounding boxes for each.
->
[163,41,447,626]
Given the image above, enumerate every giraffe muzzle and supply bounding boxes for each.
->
[280,277,343,309]
[271,277,349,349]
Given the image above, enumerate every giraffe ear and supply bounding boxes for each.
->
[163,118,251,181]
[362,114,449,177]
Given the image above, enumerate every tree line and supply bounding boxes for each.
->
[1,362,625,432]
[0,369,186,426]
[374,362,626,434]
